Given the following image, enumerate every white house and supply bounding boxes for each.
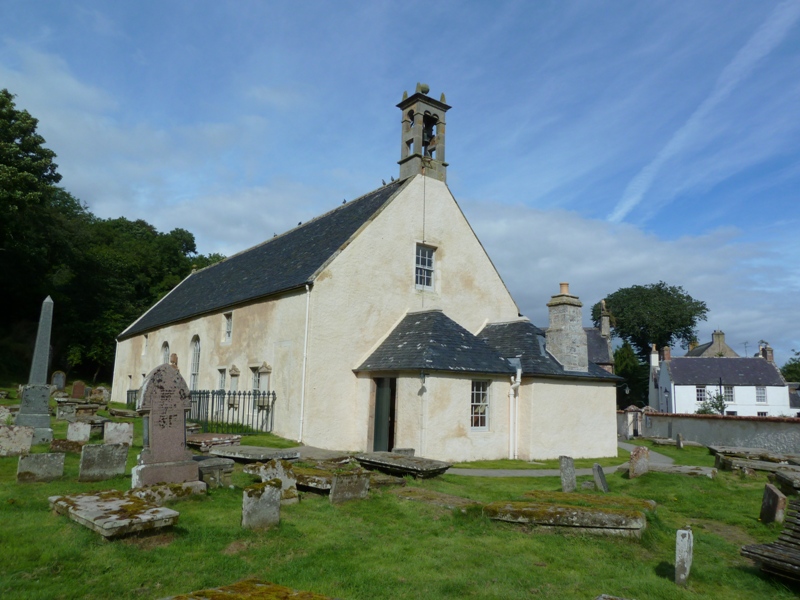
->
[111,86,619,462]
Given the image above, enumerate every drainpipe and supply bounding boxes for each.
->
[508,358,522,460]
[298,284,311,442]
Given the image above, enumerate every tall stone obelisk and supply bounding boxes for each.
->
[16,296,54,444]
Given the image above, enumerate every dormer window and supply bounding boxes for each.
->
[415,244,435,291]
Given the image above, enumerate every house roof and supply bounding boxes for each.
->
[789,384,800,410]
[684,342,713,357]
[665,357,786,386]
[585,327,612,365]
[356,310,515,375]
[119,179,408,340]
[478,320,618,380]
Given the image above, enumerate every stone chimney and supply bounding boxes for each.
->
[600,299,611,339]
[660,346,671,361]
[546,282,588,372]
[712,330,725,352]
[650,344,659,368]
[760,344,774,362]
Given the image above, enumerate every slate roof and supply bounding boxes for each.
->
[120,179,408,340]
[585,327,613,366]
[665,357,786,386]
[478,320,619,380]
[356,310,515,374]
[684,341,713,357]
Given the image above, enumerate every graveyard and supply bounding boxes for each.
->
[2,378,800,600]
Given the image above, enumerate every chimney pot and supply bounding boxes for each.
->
[559,282,569,295]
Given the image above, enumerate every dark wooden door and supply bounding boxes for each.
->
[373,378,396,451]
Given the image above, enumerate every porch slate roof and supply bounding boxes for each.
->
[478,320,619,380]
[119,179,408,340]
[356,310,515,375]
[665,357,786,386]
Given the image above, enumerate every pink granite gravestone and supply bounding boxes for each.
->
[71,381,86,400]
[131,364,199,488]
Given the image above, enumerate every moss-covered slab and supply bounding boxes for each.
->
[186,432,242,453]
[523,490,656,512]
[354,452,451,478]
[49,490,179,538]
[209,445,299,462]
[390,487,481,511]
[165,578,338,599]
[129,481,207,505]
[484,501,646,538]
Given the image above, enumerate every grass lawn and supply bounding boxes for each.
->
[1,415,798,599]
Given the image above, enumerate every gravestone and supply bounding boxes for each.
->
[760,483,787,524]
[675,528,693,586]
[559,456,576,492]
[330,471,370,504]
[78,443,129,482]
[104,422,134,446]
[242,480,282,529]
[131,364,199,488]
[0,405,11,424]
[67,421,92,443]
[51,371,66,391]
[193,456,235,488]
[17,452,65,482]
[56,404,77,421]
[593,463,610,492]
[71,381,86,400]
[676,433,684,450]
[0,426,34,456]
[84,386,93,399]
[16,299,55,443]
[629,446,650,479]
[243,459,299,504]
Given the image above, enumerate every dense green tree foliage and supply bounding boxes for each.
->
[0,89,223,382]
[781,350,800,383]
[592,281,708,360]
[613,341,649,408]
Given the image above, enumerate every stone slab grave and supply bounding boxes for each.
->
[330,471,370,504]
[104,422,133,446]
[354,451,451,478]
[0,425,33,457]
[617,462,717,479]
[50,491,179,538]
[186,432,242,453]
[774,470,800,496]
[560,456,576,492]
[593,463,610,492]
[17,452,65,482]
[628,446,649,479]
[390,487,482,512]
[67,421,92,443]
[244,459,299,504]
[129,481,207,505]
[49,439,85,454]
[79,443,129,481]
[523,490,657,512]
[209,445,299,462]
[717,456,800,474]
[242,481,282,529]
[761,483,788,524]
[15,297,54,444]
[109,407,138,419]
[131,364,199,488]
[652,437,704,448]
[163,578,336,600]
[56,404,77,421]
[675,528,694,586]
[193,455,235,488]
[51,370,66,391]
[709,445,791,463]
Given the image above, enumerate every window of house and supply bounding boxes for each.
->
[756,387,766,403]
[757,412,768,417]
[695,386,706,403]
[218,369,226,390]
[726,411,737,416]
[190,336,201,391]
[724,385,735,403]
[162,342,170,365]
[415,244,435,290]
[251,367,261,392]
[470,381,489,429]
[223,313,233,343]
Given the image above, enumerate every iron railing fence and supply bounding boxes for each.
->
[125,388,277,435]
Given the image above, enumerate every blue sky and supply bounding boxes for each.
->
[2,1,799,365]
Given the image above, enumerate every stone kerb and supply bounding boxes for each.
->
[17,452,65,482]
[242,480,282,529]
[79,443,129,482]
[131,364,198,488]
[0,426,34,457]
[104,422,134,446]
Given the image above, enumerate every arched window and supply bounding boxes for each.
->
[162,342,170,365]
[190,336,201,391]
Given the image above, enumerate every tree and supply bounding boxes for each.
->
[591,281,708,360]
[696,393,727,415]
[613,341,649,408]
[781,349,800,383]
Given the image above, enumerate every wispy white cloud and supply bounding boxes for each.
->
[609,0,800,223]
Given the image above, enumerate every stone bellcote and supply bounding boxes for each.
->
[397,83,450,182]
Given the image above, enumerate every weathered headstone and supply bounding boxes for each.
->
[0,425,34,456]
[84,386,93,399]
[78,443,129,482]
[676,433,684,450]
[243,459,299,504]
[131,364,199,488]
[51,371,66,391]
[629,446,650,479]
[17,301,54,444]
[67,421,92,443]
[193,456,235,488]
[675,528,693,586]
[593,463,610,492]
[330,471,370,504]
[760,483,787,524]
[56,404,77,421]
[242,480,282,529]
[17,452,65,482]
[71,381,86,400]
[560,455,576,492]
[104,422,134,446]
